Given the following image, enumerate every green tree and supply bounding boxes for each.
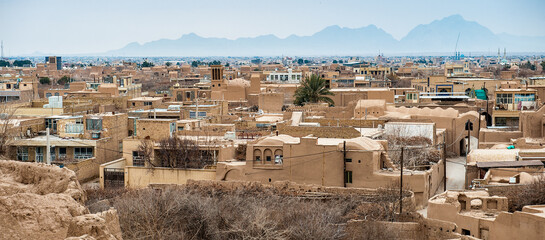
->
[208,60,221,66]
[191,61,201,67]
[0,60,10,67]
[142,61,154,68]
[165,62,172,67]
[332,60,338,64]
[57,76,71,85]
[39,77,50,85]
[339,60,343,64]
[541,61,545,72]
[293,74,334,106]
[12,60,32,67]
[297,59,304,65]
[521,60,536,71]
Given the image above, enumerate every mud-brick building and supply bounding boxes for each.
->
[217,134,444,206]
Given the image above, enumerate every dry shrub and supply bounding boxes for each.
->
[111,182,414,240]
[84,187,128,213]
[387,136,441,170]
[503,176,545,212]
[85,187,128,205]
[235,144,247,161]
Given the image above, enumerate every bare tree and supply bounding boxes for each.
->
[385,127,441,169]
[137,139,155,167]
[154,137,213,169]
[503,176,545,212]
[0,104,17,158]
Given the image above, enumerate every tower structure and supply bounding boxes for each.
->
[210,65,224,90]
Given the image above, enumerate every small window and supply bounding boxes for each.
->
[275,155,283,164]
[86,119,102,131]
[17,147,29,161]
[266,156,271,161]
[344,171,353,184]
[144,101,152,106]
[345,158,352,163]
[132,151,145,166]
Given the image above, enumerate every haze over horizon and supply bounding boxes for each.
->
[1,0,544,56]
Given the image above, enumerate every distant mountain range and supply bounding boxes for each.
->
[102,15,545,56]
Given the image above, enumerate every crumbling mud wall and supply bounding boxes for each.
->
[0,160,122,240]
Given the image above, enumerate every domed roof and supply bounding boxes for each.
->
[254,134,300,146]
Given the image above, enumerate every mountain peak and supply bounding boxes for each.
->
[106,14,545,56]
[442,14,465,21]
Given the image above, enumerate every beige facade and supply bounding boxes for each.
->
[216,134,444,206]
[428,191,545,240]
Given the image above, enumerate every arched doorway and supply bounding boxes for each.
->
[482,112,492,126]
[460,138,466,156]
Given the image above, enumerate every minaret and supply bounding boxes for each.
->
[503,48,506,59]
[1,40,3,59]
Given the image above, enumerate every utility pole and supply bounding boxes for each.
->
[195,97,199,120]
[467,119,471,155]
[399,147,404,215]
[343,141,346,188]
[443,142,447,191]
[46,128,51,165]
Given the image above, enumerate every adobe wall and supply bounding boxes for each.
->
[124,166,216,188]
[64,157,102,182]
[520,105,545,138]
[7,118,45,137]
[136,119,174,141]
[0,160,122,239]
[218,138,442,207]
[258,92,284,113]
[490,208,545,240]
[304,118,386,128]
[427,191,509,239]
[277,125,361,138]
[479,129,522,145]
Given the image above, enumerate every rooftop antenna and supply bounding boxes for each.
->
[454,32,460,60]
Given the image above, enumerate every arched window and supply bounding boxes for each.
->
[464,88,472,97]
[46,93,52,98]
[274,149,283,164]
[264,149,272,162]
[253,149,262,162]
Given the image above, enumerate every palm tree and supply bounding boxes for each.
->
[293,74,334,106]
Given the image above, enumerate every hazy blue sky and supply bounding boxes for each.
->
[1,0,544,55]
